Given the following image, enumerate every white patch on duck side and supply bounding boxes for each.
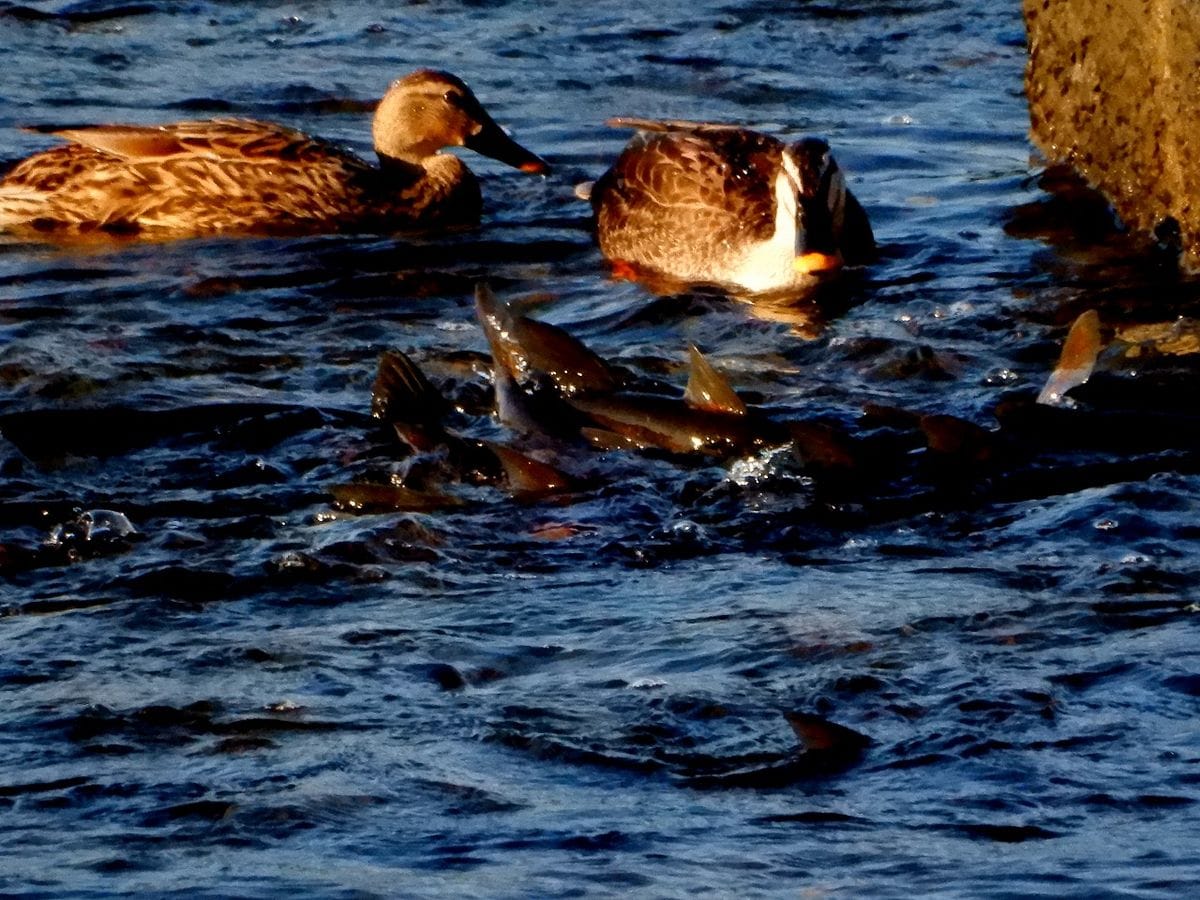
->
[728,152,805,293]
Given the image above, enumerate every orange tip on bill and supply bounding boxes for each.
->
[794,251,842,274]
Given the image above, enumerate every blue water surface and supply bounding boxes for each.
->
[2,1,1200,897]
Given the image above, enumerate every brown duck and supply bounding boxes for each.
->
[0,69,549,239]
[589,118,873,294]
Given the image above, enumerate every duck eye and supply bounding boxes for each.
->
[442,90,463,107]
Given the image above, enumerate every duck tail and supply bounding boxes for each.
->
[0,184,50,229]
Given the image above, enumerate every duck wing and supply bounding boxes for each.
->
[596,127,782,252]
[32,119,367,169]
[0,118,381,232]
[606,117,750,136]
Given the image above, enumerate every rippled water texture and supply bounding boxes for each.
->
[3,1,1200,897]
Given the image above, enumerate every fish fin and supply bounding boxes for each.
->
[607,259,641,282]
[1037,309,1102,406]
[475,282,536,430]
[483,441,574,497]
[371,350,448,424]
[476,282,618,395]
[510,315,619,396]
[474,282,523,380]
[684,344,746,415]
[783,712,871,753]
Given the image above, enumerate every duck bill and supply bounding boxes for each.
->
[793,250,842,275]
[464,117,550,175]
[794,194,843,274]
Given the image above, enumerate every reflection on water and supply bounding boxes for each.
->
[3,1,1200,897]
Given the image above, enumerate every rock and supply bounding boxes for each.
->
[1023,0,1200,267]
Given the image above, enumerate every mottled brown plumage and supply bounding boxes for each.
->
[0,69,549,239]
[590,119,873,294]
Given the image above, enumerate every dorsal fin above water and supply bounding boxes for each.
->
[784,712,872,754]
[507,314,619,396]
[474,282,522,376]
[371,349,448,425]
[1037,309,1102,406]
[484,441,574,498]
[684,344,746,416]
[475,282,620,433]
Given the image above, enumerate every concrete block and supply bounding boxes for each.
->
[1024,0,1200,267]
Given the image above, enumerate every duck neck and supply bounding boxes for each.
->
[376,152,427,186]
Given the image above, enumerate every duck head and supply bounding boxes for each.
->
[785,137,849,274]
[372,69,549,174]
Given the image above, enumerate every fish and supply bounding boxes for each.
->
[678,712,872,789]
[474,282,618,436]
[475,283,858,468]
[363,346,579,501]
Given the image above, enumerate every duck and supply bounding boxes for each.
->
[588,118,874,294]
[0,68,549,239]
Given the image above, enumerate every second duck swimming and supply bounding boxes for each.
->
[589,119,874,294]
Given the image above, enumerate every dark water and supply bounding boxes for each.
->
[3,1,1200,896]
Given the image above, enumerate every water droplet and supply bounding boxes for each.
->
[45,509,136,546]
[629,678,666,690]
[984,368,1021,386]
